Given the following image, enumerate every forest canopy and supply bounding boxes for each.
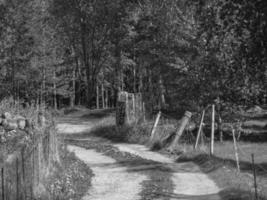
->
[0,0,266,111]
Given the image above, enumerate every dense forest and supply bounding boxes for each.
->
[0,0,266,112]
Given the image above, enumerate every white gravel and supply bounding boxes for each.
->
[56,123,92,134]
[67,145,147,200]
[114,143,221,197]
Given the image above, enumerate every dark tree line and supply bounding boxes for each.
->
[0,0,266,111]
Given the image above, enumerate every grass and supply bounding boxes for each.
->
[175,140,267,200]
[214,141,267,164]
[45,143,93,200]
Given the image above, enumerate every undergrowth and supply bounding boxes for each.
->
[176,150,267,200]
[46,144,93,200]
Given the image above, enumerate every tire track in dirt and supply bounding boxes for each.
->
[114,144,222,200]
[57,109,221,200]
[66,138,174,200]
[67,145,147,200]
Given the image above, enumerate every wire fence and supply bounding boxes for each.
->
[145,107,267,199]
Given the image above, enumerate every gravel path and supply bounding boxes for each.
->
[114,144,221,198]
[57,109,221,200]
[67,145,147,200]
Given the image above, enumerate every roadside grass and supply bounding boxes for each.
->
[176,141,267,200]
[65,112,152,145]
[46,143,93,200]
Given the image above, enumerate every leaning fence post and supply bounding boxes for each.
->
[252,154,258,200]
[210,104,215,155]
[194,110,205,150]
[150,111,161,142]
[168,111,192,152]
[232,129,240,172]
[1,168,4,200]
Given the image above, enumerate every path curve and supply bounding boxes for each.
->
[114,144,221,197]
[57,109,221,200]
[67,145,147,200]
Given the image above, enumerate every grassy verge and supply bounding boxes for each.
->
[45,143,93,200]
[176,141,267,200]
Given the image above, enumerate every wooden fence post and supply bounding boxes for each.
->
[37,143,40,184]
[168,111,192,152]
[31,150,34,200]
[210,104,215,155]
[194,110,205,150]
[252,154,258,200]
[150,111,161,142]
[21,148,26,200]
[232,129,240,172]
[1,168,4,200]
[16,158,19,200]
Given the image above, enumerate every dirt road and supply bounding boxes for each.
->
[56,109,221,200]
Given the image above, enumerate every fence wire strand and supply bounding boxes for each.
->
[236,142,267,175]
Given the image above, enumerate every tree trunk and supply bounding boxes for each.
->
[53,67,57,110]
[138,68,143,93]
[111,89,115,108]
[133,65,136,93]
[40,67,46,106]
[105,89,108,108]
[96,82,99,109]
[80,18,91,107]
[114,39,122,92]
[148,69,153,112]
[101,83,105,108]
[76,57,81,105]
[159,75,166,109]
[70,68,75,107]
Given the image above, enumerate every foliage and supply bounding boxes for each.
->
[0,0,266,111]
[46,146,93,200]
